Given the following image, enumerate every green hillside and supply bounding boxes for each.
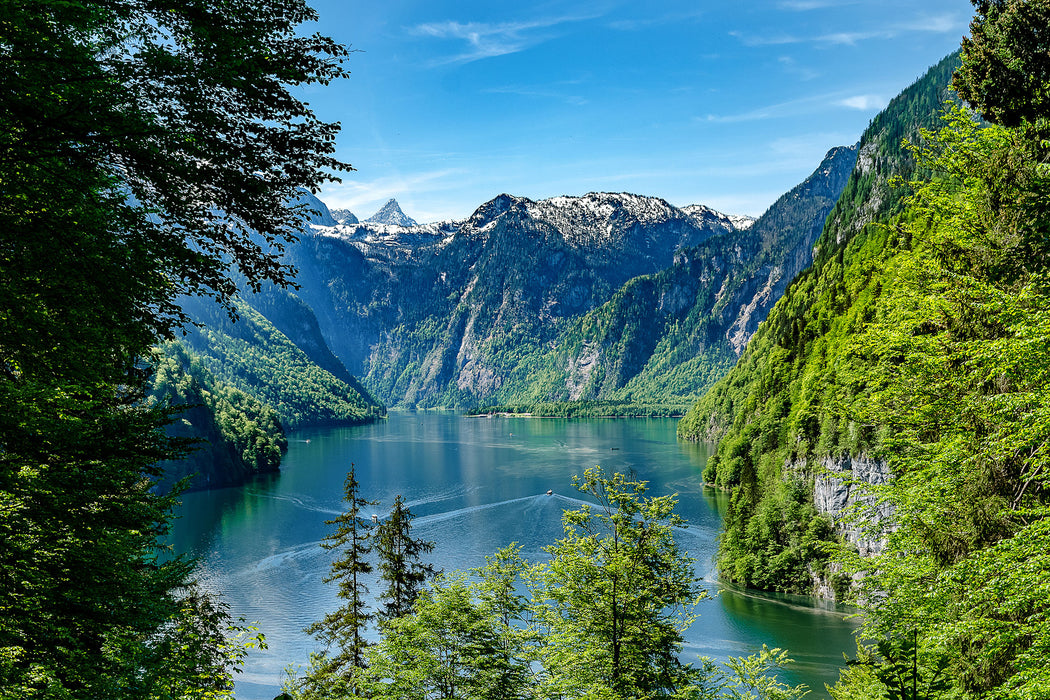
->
[151,342,286,491]
[179,292,385,430]
[677,53,961,594]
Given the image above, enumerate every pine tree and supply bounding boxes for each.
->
[301,465,377,695]
[374,495,436,623]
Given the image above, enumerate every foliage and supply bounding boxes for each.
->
[0,0,347,695]
[530,468,705,698]
[953,0,1050,130]
[467,400,693,418]
[374,495,437,623]
[362,549,534,700]
[146,587,268,700]
[297,466,378,699]
[718,647,811,700]
[180,294,384,430]
[676,53,961,594]
[835,110,1050,698]
[151,341,286,490]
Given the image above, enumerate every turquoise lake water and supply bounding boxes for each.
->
[169,412,859,699]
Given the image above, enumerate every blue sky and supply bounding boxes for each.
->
[300,0,974,223]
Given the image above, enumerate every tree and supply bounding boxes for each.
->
[531,468,705,699]
[469,547,535,700]
[0,0,348,696]
[953,0,1050,129]
[146,586,268,700]
[295,466,377,698]
[362,546,532,700]
[374,495,436,624]
[838,108,1050,697]
[365,572,518,700]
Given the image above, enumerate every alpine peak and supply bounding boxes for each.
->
[366,198,418,227]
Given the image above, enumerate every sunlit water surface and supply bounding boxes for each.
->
[168,412,858,699]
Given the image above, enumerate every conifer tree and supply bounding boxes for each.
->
[953,0,1050,130]
[374,495,436,623]
[301,465,377,695]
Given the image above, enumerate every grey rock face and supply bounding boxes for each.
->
[813,454,893,557]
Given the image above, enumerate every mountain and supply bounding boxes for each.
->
[677,53,962,597]
[365,198,417,227]
[151,342,286,492]
[502,145,857,406]
[294,190,338,226]
[283,177,853,409]
[178,289,385,430]
[329,208,359,225]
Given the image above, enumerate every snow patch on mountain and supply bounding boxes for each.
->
[527,192,686,242]
[329,208,359,225]
[727,214,756,230]
[681,204,753,233]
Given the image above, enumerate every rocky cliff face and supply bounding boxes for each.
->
[812,454,892,558]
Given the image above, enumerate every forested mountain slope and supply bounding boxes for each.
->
[677,53,961,595]
[151,342,285,491]
[501,145,858,406]
[178,291,385,430]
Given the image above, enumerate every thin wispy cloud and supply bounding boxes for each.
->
[894,13,963,34]
[778,0,860,10]
[484,84,589,106]
[410,14,597,66]
[779,55,820,81]
[732,11,966,47]
[607,9,705,32]
[703,89,887,123]
[729,30,801,47]
[321,169,466,216]
[768,132,858,158]
[702,93,830,123]
[836,94,886,110]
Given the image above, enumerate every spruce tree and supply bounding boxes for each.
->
[374,495,436,623]
[303,465,377,691]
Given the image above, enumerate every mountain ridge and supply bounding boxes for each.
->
[284,164,853,409]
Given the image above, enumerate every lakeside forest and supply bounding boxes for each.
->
[3,1,1050,699]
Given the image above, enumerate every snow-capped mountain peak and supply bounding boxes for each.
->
[329,208,359,225]
[366,199,417,227]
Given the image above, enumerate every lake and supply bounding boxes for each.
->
[169,412,859,699]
